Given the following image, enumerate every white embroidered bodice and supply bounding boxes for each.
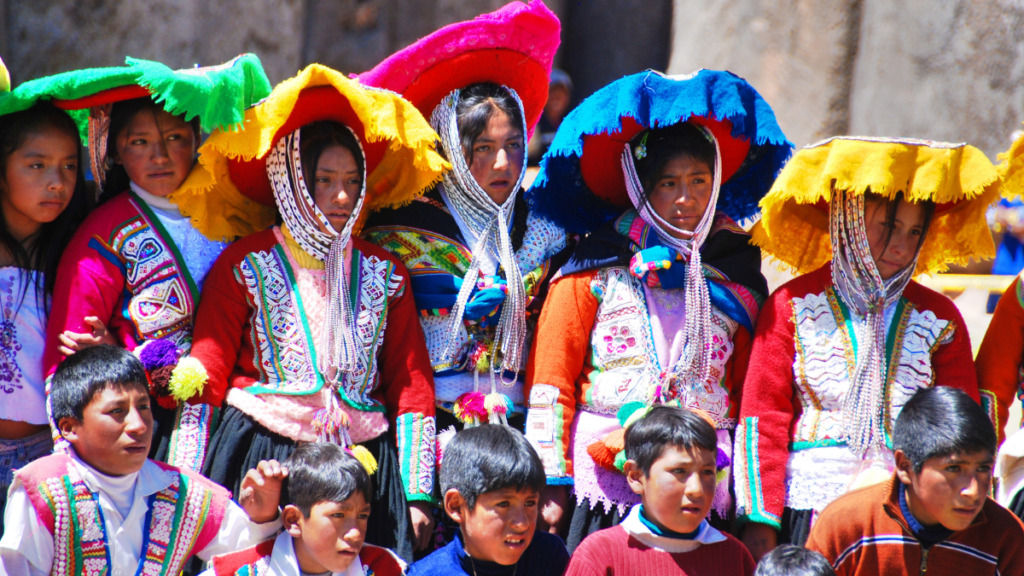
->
[585,267,739,428]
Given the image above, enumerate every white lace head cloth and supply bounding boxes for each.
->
[621,123,723,395]
[829,188,922,456]
[430,86,529,375]
[267,124,368,384]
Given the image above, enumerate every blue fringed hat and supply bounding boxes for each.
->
[527,69,793,234]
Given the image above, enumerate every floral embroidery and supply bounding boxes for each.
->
[0,270,27,393]
[603,326,637,355]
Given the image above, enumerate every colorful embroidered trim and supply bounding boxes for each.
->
[735,416,781,529]
[166,403,217,473]
[396,413,436,501]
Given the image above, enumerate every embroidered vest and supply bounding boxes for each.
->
[789,288,955,450]
[585,267,739,428]
[238,243,402,408]
[211,540,406,576]
[110,195,201,351]
[17,454,229,576]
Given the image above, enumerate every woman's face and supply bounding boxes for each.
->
[864,199,927,280]
[0,126,78,240]
[312,144,361,234]
[113,108,196,198]
[646,154,714,237]
[468,109,524,205]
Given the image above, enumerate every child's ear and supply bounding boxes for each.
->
[58,417,80,443]
[623,460,645,495]
[282,505,304,536]
[894,450,915,485]
[444,489,467,524]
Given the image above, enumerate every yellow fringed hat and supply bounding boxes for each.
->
[175,64,450,240]
[752,136,1001,275]
[998,130,1024,201]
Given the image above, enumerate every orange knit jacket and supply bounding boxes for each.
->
[976,275,1024,443]
[806,476,1024,576]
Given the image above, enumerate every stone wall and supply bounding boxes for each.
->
[668,0,1024,159]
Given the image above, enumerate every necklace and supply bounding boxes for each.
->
[468,556,518,576]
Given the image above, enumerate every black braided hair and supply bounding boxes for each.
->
[511,188,529,252]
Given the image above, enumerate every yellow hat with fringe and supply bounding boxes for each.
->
[998,129,1024,202]
[752,136,1000,276]
[173,64,450,241]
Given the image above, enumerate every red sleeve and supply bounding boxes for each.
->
[372,257,436,423]
[525,271,599,480]
[186,234,270,406]
[44,200,134,375]
[976,277,1024,442]
[734,283,798,530]
[728,325,754,421]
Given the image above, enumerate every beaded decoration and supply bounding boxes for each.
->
[430,87,530,376]
[829,188,921,456]
[621,125,723,392]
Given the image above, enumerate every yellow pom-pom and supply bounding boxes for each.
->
[168,357,208,403]
[0,56,10,93]
[350,445,378,475]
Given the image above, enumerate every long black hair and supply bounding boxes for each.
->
[99,97,200,204]
[0,101,89,310]
[454,83,529,249]
[298,121,365,198]
[630,121,716,200]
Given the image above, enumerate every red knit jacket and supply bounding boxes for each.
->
[735,265,979,528]
[975,275,1024,443]
[806,476,1024,576]
[565,524,755,576]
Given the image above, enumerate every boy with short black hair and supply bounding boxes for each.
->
[205,443,406,576]
[0,345,284,576]
[754,545,836,576]
[410,425,569,576]
[806,386,1024,576]
[566,405,755,576]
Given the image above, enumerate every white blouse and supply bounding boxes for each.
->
[0,267,48,425]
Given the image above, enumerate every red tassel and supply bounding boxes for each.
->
[587,440,619,472]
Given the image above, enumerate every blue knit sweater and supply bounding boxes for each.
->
[409,530,569,576]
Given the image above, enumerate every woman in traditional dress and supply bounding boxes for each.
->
[360,1,569,438]
[735,136,999,558]
[169,65,447,561]
[41,56,273,471]
[524,69,792,548]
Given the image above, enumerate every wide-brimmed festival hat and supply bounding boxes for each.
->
[180,63,449,235]
[753,136,1001,275]
[0,55,273,241]
[358,0,559,139]
[527,69,793,235]
[998,130,1024,201]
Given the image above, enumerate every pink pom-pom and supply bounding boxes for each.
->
[453,392,488,423]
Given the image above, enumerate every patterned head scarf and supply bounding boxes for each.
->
[267,125,368,384]
[430,86,529,374]
[621,124,723,394]
[830,188,922,456]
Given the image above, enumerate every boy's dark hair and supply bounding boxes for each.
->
[299,120,365,197]
[754,545,837,576]
[0,101,89,310]
[893,387,996,473]
[281,443,372,517]
[50,345,150,423]
[440,424,545,507]
[631,121,716,199]
[101,97,200,203]
[625,405,717,476]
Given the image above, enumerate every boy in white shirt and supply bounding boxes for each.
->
[0,345,286,576]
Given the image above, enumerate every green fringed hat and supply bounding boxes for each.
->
[0,55,272,240]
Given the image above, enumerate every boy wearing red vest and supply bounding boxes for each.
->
[0,345,284,576]
[806,387,1024,576]
[204,443,405,576]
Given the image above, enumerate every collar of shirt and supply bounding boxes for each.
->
[131,181,185,219]
[69,450,171,523]
[268,531,363,576]
[619,505,725,554]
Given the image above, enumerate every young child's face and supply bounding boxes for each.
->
[286,493,370,574]
[59,384,153,476]
[113,108,196,198]
[647,155,714,236]
[626,444,716,534]
[310,144,361,234]
[0,126,78,234]
[450,487,539,565]
[898,450,994,532]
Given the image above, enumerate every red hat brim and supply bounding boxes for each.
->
[401,48,549,138]
[226,85,389,207]
[51,85,152,110]
[579,115,751,207]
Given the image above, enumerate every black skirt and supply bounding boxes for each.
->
[780,507,815,547]
[147,401,178,462]
[202,405,415,563]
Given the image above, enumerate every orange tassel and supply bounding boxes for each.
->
[602,428,626,452]
[587,440,619,472]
